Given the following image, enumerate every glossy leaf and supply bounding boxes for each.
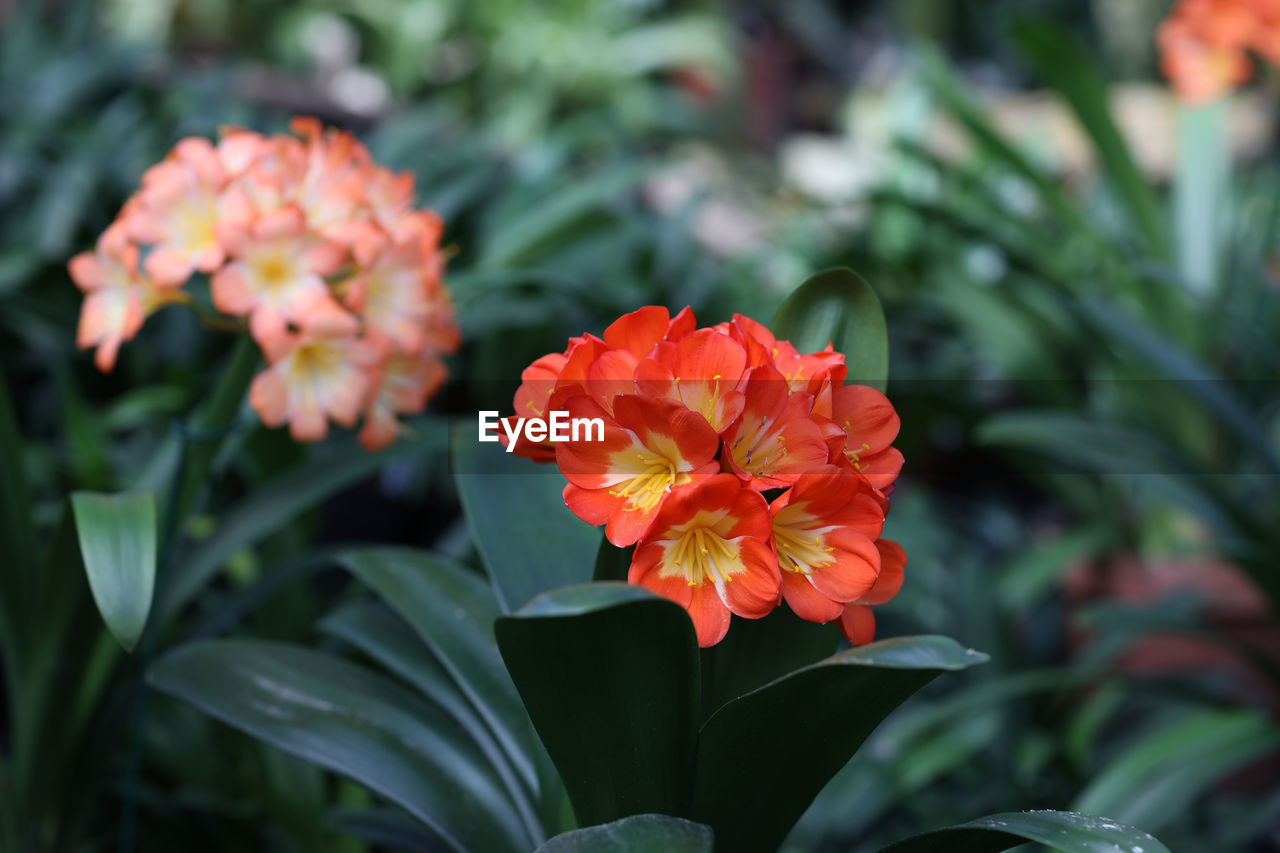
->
[537,814,713,853]
[692,636,987,853]
[496,583,700,827]
[148,639,535,853]
[771,268,888,390]
[319,599,542,841]
[593,535,632,582]
[158,429,439,624]
[453,428,599,610]
[877,810,1171,853]
[70,491,156,651]
[336,548,544,803]
[698,604,838,719]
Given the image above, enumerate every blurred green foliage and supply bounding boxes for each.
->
[1,0,1277,851]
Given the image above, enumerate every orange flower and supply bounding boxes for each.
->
[1157,0,1279,101]
[249,312,378,442]
[629,474,781,646]
[74,117,459,448]
[68,221,183,372]
[837,538,906,646]
[360,353,448,451]
[722,364,831,490]
[634,328,748,433]
[770,465,885,623]
[210,205,350,344]
[509,305,905,644]
[556,394,720,547]
[123,138,232,285]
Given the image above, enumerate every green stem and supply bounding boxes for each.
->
[118,336,259,853]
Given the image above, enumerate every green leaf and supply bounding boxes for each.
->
[452,428,600,610]
[148,639,535,853]
[0,372,35,681]
[70,491,156,652]
[329,806,449,851]
[698,604,838,718]
[1173,100,1229,293]
[336,548,545,812]
[593,535,632,582]
[496,583,701,827]
[158,428,439,625]
[1011,20,1167,257]
[771,268,888,389]
[876,810,1171,853]
[692,636,987,853]
[537,814,714,853]
[1072,710,1280,833]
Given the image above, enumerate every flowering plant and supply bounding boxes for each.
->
[68,118,459,449]
[502,304,905,646]
[1158,0,1280,101]
[135,269,1168,853]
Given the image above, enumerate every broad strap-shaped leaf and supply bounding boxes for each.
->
[496,583,701,827]
[453,428,600,610]
[536,814,714,853]
[698,604,838,720]
[148,639,535,853]
[771,268,888,390]
[692,636,987,853]
[70,491,156,651]
[157,430,438,624]
[319,600,543,842]
[876,810,1171,853]
[592,536,632,583]
[329,806,451,851]
[336,548,544,803]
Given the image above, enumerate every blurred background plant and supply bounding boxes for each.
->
[1,0,1277,851]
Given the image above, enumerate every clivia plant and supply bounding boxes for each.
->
[142,263,1169,850]
[9,115,1173,851]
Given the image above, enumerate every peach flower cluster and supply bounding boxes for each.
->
[504,306,906,647]
[68,118,459,450]
[1158,0,1280,101]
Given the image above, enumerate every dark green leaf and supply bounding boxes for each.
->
[453,428,600,610]
[70,491,156,651]
[537,814,713,853]
[158,428,440,625]
[593,535,631,582]
[698,604,838,718]
[692,636,986,853]
[148,639,535,853]
[0,372,35,674]
[771,268,888,389]
[496,583,700,827]
[336,548,545,815]
[877,810,1170,853]
[329,806,451,851]
[319,598,542,842]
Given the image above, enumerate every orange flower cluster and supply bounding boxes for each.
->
[68,118,459,450]
[1158,0,1280,101]
[506,306,906,647]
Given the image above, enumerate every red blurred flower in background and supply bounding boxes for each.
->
[505,305,907,647]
